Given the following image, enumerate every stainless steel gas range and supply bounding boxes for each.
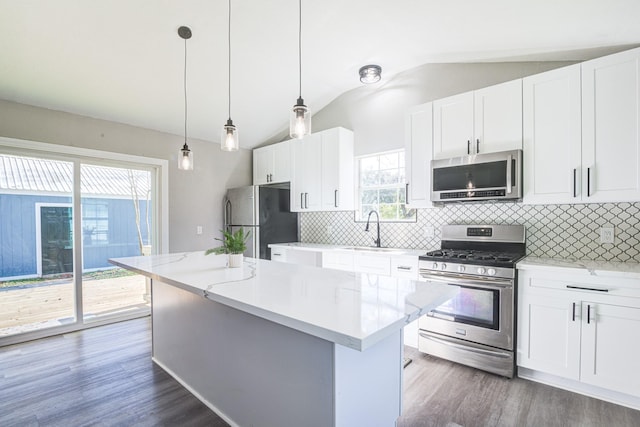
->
[417,224,526,378]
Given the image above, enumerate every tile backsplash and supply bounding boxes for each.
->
[300,202,640,262]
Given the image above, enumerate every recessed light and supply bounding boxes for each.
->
[359,64,382,84]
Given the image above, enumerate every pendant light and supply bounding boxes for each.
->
[289,0,310,139]
[178,26,194,170]
[221,0,239,151]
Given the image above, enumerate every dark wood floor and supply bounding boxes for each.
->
[1,318,639,427]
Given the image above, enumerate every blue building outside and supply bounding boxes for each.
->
[0,154,151,280]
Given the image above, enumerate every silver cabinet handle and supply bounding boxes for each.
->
[566,285,609,292]
[396,266,412,271]
[572,302,577,322]
[405,183,409,202]
[573,169,577,198]
[467,140,471,155]
[272,252,282,257]
[334,189,338,208]
[270,173,273,182]
[476,138,480,153]
[304,193,308,209]
[587,304,592,324]
[300,192,304,209]
[506,154,513,194]
[587,167,592,197]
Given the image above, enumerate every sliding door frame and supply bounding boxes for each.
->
[0,136,168,346]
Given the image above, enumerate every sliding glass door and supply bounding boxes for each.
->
[0,150,159,343]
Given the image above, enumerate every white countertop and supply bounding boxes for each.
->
[110,252,455,351]
[517,256,640,279]
[269,242,425,257]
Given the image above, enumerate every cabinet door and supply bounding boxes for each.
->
[580,303,640,397]
[523,65,582,204]
[582,48,640,202]
[320,128,354,211]
[272,140,291,183]
[353,253,391,276]
[405,103,433,208]
[433,92,474,159]
[291,134,322,211]
[253,146,272,185]
[517,292,581,380]
[474,79,523,155]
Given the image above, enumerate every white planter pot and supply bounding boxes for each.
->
[228,253,243,268]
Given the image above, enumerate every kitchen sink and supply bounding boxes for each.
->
[341,246,404,253]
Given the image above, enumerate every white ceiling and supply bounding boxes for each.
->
[1,0,639,149]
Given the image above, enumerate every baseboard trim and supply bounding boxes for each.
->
[518,367,640,411]
[152,357,240,427]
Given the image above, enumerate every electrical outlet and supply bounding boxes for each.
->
[424,226,435,238]
[196,226,203,235]
[600,226,614,244]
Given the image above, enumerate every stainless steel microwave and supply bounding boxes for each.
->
[431,149,522,203]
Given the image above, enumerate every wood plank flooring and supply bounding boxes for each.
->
[1,318,639,426]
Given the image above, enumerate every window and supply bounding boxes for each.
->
[82,200,109,244]
[356,150,416,222]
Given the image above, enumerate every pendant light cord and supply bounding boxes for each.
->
[298,0,302,98]
[228,0,232,120]
[183,37,188,144]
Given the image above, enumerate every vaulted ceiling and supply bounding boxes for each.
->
[1,0,639,149]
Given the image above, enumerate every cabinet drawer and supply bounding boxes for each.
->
[390,256,419,279]
[270,248,287,262]
[354,253,391,276]
[519,271,640,301]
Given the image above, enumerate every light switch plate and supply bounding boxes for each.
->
[600,226,614,244]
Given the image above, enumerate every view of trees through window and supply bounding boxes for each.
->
[357,150,416,222]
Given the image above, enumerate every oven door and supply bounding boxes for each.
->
[418,273,514,350]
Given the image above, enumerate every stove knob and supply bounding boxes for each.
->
[432,263,438,270]
[477,267,486,275]
[487,268,497,276]
[457,265,465,273]
[441,263,447,271]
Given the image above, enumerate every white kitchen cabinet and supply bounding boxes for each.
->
[270,246,288,262]
[320,128,355,211]
[291,133,322,211]
[390,256,419,280]
[581,47,640,203]
[322,250,355,272]
[291,127,354,212]
[433,80,522,159]
[517,267,640,401]
[253,140,291,185]
[404,102,433,208]
[353,253,391,276]
[523,64,582,204]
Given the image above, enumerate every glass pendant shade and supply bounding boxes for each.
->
[359,64,382,84]
[290,97,311,139]
[221,119,239,151]
[179,142,193,170]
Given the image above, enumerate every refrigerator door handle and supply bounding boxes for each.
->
[224,200,232,232]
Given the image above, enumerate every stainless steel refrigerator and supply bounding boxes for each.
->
[224,186,298,260]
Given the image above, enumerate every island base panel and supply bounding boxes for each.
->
[151,280,402,427]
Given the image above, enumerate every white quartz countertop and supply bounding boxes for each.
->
[269,242,425,257]
[517,256,640,279]
[110,252,455,351]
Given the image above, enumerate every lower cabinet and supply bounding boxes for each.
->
[517,269,640,401]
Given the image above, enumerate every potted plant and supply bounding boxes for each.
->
[205,228,250,268]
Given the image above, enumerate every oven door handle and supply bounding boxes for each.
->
[419,273,512,289]
[419,332,511,359]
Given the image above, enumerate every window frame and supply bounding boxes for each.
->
[354,149,417,223]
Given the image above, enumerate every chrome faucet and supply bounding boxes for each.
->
[365,210,381,247]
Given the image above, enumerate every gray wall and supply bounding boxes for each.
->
[312,61,575,156]
[0,99,251,253]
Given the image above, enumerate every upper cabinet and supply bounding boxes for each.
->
[291,127,354,212]
[405,102,433,208]
[581,48,640,203]
[252,140,291,185]
[433,79,523,159]
[523,47,640,204]
[523,64,582,204]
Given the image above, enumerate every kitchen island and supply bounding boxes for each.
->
[110,251,456,427]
